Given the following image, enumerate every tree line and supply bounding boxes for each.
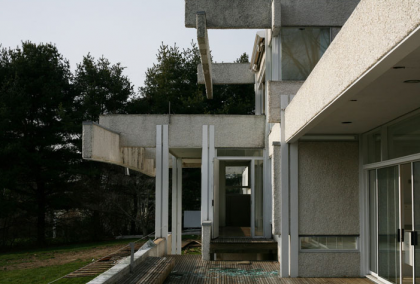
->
[0,41,254,248]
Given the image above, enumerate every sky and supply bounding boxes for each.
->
[0,0,258,89]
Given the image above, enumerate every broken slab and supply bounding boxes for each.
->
[197,63,254,85]
[196,12,213,99]
[267,81,303,123]
[185,0,359,29]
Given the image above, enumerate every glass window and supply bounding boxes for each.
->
[300,236,358,251]
[281,27,330,80]
[388,113,420,160]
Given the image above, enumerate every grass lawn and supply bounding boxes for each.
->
[0,238,144,284]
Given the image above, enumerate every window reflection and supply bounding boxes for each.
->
[281,27,330,80]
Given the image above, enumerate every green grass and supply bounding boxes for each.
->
[0,238,149,284]
[0,260,94,284]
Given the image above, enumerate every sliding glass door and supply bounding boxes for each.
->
[370,162,420,284]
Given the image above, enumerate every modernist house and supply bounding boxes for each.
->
[82,0,420,283]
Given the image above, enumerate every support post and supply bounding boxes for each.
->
[171,157,183,255]
[155,125,169,254]
[197,12,213,99]
[290,142,299,277]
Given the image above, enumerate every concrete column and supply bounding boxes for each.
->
[202,221,212,261]
[290,142,299,277]
[155,125,169,254]
[171,157,182,255]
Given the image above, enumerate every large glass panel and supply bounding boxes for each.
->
[281,27,330,80]
[388,113,420,160]
[414,162,420,284]
[370,170,378,273]
[367,129,382,164]
[401,163,414,283]
[217,149,263,157]
[254,160,264,236]
[378,166,400,284]
[300,236,358,250]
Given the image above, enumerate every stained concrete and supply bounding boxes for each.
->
[197,63,254,85]
[197,12,213,99]
[185,0,358,29]
[298,142,359,235]
[99,114,265,149]
[271,143,281,235]
[285,0,420,141]
[267,81,303,123]
[298,252,360,277]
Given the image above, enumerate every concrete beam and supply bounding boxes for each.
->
[197,12,213,99]
[185,0,359,29]
[267,81,303,123]
[99,114,265,148]
[197,63,254,85]
[82,122,156,177]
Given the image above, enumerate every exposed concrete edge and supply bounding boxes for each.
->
[87,237,170,284]
[83,121,121,135]
[197,12,213,99]
[268,81,303,123]
[197,63,255,85]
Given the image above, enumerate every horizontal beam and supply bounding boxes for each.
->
[185,0,359,29]
[99,114,266,148]
[198,63,254,85]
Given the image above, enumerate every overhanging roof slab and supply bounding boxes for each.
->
[99,114,265,148]
[285,0,420,142]
[185,0,359,29]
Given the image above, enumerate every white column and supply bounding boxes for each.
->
[280,95,290,277]
[171,157,183,255]
[155,125,169,254]
[290,142,299,277]
[201,125,209,222]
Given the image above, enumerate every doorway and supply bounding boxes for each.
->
[214,158,264,238]
[369,161,420,284]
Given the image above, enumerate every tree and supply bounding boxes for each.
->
[0,42,77,245]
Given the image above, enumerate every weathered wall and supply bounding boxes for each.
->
[271,144,281,235]
[267,81,302,123]
[298,141,360,277]
[99,114,265,148]
[298,252,360,277]
[285,0,420,141]
[298,142,359,235]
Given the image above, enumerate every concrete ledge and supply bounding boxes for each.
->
[99,114,265,148]
[298,252,360,277]
[185,0,358,29]
[267,81,303,123]
[285,0,420,141]
[87,237,170,284]
[198,63,254,85]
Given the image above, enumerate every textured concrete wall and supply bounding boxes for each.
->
[299,142,359,235]
[197,63,254,85]
[285,0,420,141]
[267,81,303,123]
[83,122,121,164]
[268,123,280,157]
[99,114,265,148]
[299,252,360,277]
[185,0,358,29]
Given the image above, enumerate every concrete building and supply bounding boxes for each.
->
[82,0,420,282]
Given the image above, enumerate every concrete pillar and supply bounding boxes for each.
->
[171,157,182,255]
[202,221,212,261]
[155,125,169,254]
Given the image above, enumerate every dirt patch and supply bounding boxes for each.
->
[3,242,144,271]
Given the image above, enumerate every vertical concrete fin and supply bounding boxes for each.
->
[272,0,281,37]
[196,12,213,99]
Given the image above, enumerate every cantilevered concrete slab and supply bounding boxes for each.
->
[285,0,420,142]
[267,81,303,123]
[99,114,265,148]
[82,122,156,176]
[185,0,359,29]
[197,63,254,85]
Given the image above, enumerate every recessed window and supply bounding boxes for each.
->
[281,27,330,80]
[388,113,420,159]
[300,236,358,251]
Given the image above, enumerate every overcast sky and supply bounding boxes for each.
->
[0,0,258,89]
